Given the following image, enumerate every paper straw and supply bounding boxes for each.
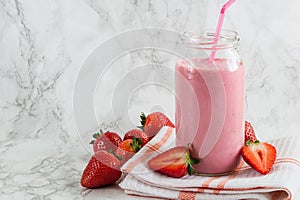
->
[209,0,236,62]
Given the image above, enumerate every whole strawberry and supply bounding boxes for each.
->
[242,141,277,175]
[81,150,122,188]
[244,121,257,144]
[90,130,122,153]
[148,146,199,178]
[123,129,150,147]
[139,112,175,138]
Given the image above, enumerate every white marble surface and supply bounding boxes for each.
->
[1,0,300,199]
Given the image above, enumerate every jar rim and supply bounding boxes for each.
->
[182,30,239,50]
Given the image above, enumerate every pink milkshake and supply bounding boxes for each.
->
[175,56,245,175]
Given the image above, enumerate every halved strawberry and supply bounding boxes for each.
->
[80,150,122,188]
[241,141,277,175]
[147,146,199,178]
[139,112,175,138]
[244,121,257,144]
[123,129,150,147]
[90,130,122,153]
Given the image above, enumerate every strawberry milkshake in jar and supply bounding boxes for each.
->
[175,30,245,176]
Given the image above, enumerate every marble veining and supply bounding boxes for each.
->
[1,0,300,199]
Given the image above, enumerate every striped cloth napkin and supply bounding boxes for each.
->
[119,127,300,200]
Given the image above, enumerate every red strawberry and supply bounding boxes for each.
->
[116,138,142,165]
[123,129,150,147]
[139,112,175,138]
[90,130,122,153]
[80,150,122,188]
[244,121,257,144]
[147,146,199,178]
[241,141,277,175]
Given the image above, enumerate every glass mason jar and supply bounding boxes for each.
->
[175,30,245,176]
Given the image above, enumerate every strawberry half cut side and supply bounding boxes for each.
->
[241,140,277,175]
[148,145,199,178]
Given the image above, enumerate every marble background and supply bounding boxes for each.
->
[1,0,300,199]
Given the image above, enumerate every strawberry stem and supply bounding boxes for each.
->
[186,143,200,175]
[190,157,200,165]
[246,139,260,146]
[130,137,142,152]
[90,129,106,145]
[139,112,147,130]
[92,132,101,139]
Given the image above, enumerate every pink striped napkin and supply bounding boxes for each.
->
[119,127,300,200]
